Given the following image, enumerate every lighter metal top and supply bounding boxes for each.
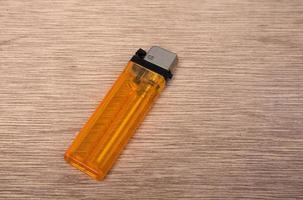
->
[144,46,178,72]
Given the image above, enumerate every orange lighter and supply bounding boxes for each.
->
[64,46,178,180]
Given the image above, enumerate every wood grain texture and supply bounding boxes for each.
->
[1,0,303,199]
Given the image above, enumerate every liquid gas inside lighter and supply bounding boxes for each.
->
[64,46,178,180]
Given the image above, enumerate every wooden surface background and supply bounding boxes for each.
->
[1,1,303,199]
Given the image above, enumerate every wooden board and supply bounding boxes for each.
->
[0,1,303,199]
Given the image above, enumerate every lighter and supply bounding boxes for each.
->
[64,46,178,180]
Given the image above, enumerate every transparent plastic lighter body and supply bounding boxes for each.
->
[64,61,166,180]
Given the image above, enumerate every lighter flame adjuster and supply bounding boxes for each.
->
[64,46,178,180]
